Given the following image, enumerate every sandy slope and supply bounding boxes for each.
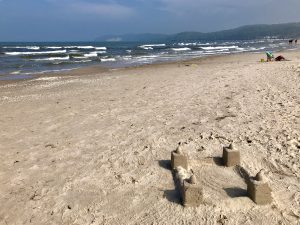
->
[0,51,299,225]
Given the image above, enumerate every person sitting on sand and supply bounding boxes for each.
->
[266,51,274,62]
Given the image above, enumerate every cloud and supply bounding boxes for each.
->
[69,1,135,19]
[157,0,274,15]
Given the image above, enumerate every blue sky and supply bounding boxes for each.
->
[1,0,300,41]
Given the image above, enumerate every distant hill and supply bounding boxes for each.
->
[95,22,300,42]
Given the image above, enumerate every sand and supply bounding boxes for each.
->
[0,51,299,225]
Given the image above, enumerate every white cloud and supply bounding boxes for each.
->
[69,1,135,18]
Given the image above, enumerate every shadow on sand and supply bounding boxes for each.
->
[158,160,182,205]
[223,187,248,198]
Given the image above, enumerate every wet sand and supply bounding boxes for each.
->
[0,51,300,224]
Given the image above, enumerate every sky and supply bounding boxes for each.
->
[1,0,300,41]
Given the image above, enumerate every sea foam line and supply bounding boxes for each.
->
[3,46,40,50]
[5,50,67,56]
[171,47,191,51]
[33,56,70,61]
[201,46,238,50]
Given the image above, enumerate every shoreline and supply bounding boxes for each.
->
[0,49,296,85]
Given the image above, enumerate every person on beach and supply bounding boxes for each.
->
[266,51,274,62]
[265,52,287,62]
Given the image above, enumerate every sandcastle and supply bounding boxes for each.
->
[169,142,272,207]
[174,166,203,207]
[247,170,272,205]
[171,144,188,170]
[222,143,240,167]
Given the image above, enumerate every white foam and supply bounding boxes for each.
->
[5,50,67,56]
[3,46,40,50]
[201,46,238,50]
[77,46,94,49]
[84,52,98,57]
[139,44,166,50]
[10,71,21,75]
[73,56,89,59]
[95,47,107,50]
[121,56,132,60]
[215,49,230,52]
[139,46,153,50]
[171,47,191,51]
[33,56,70,61]
[100,58,116,62]
[141,44,166,47]
[64,46,94,49]
[73,60,92,63]
[139,55,159,59]
[45,46,63,49]
[178,42,197,46]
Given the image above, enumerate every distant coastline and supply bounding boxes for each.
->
[96,22,300,42]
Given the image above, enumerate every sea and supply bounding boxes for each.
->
[0,39,299,80]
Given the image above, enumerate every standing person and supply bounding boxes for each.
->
[295,39,298,44]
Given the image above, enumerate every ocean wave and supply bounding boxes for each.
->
[45,46,63,49]
[201,46,238,50]
[94,51,106,54]
[138,55,159,59]
[121,56,132,60]
[215,49,230,52]
[178,42,197,46]
[141,44,166,47]
[3,46,40,50]
[73,60,92,63]
[139,44,166,50]
[84,52,98,57]
[139,46,153,50]
[10,71,21,75]
[63,46,94,49]
[171,47,191,51]
[73,56,89,59]
[95,47,107,50]
[51,59,92,65]
[5,50,67,56]
[33,56,70,61]
[100,58,116,62]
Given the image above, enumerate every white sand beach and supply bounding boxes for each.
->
[0,51,300,224]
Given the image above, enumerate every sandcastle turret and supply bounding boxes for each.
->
[182,174,203,207]
[222,142,240,167]
[247,169,272,205]
[171,143,188,170]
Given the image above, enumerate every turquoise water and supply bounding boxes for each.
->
[0,39,298,80]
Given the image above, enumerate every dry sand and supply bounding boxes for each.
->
[0,51,300,225]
